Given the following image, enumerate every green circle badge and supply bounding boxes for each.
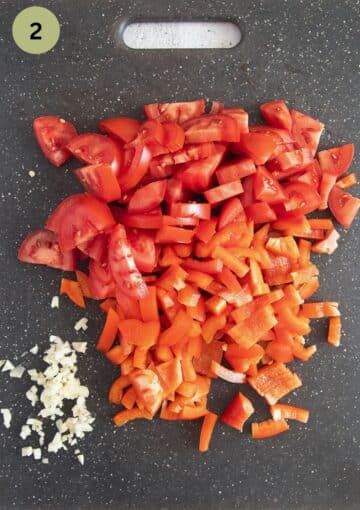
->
[12,6,60,54]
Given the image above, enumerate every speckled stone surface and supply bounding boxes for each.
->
[0,0,359,509]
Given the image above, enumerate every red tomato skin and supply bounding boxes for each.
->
[75,164,122,202]
[33,116,77,167]
[329,186,360,228]
[181,145,226,192]
[127,180,166,214]
[18,229,77,270]
[67,133,123,174]
[317,143,354,177]
[46,193,116,252]
[144,99,205,124]
[77,233,108,264]
[260,100,292,131]
[118,145,152,192]
[126,228,157,273]
[98,117,140,143]
[108,224,148,299]
[182,115,240,144]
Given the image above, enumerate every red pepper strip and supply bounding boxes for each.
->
[96,308,120,352]
[60,278,85,308]
[221,392,254,431]
[113,407,148,426]
[195,219,217,243]
[212,246,249,278]
[157,264,188,291]
[201,314,227,344]
[118,319,160,349]
[75,270,92,298]
[300,302,340,318]
[155,225,194,244]
[228,305,277,348]
[328,316,341,347]
[139,286,159,322]
[251,418,289,439]
[159,309,194,346]
[199,412,218,452]
[182,258,223,274]
[270,403,309,424]
[248,362,302,405]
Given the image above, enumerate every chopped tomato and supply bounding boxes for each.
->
[126,228,157,273]
[328,186,360,228]
[75,164,122,202]
[77,233,108,264]
[118,144,152,191]
[254,166,286,203]
[98,117,140,143]
[318,143,354,177]
[144,99,205,124]
[237,132,277,165]
[127,180,166,213]
[108,224,148,299]
[283,182,321,215]
[18,229,76,270]
[46,193,115,251]
[117,209,163,230]
[182,114,240,144]
[260,100,292,131]
[163,122,185,152]
[170,202,211,220]
[245,202,277,224]
[67,133,123,174]
[216,157,256,184]
[88,260,116,299]
[204,181,244,205]
[33,116,77,167]
[290,109,324,156]
[181,146,226,192]
[218,197,245,230]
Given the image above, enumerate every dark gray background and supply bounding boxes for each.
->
[0,1,359,509]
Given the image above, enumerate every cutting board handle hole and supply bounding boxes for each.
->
[120,21,241,49]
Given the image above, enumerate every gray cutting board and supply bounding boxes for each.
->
[0,1,359,509]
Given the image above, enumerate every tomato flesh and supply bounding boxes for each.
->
[126,228,157,273]
[18,229,76,270]
[33,116,77,167]
[254,166,286,203]
[67,133,123,174]
[328,186,360,228]
[182,115,240,144]
[46,193,116,251]
[318,144,354,177]
[283,182,321,215]
[108,224,148,299]
[260,100,292,131]
[98,117,140,143]
[237,132,277,165]
[75,164,122,202]
[144,99,205,124]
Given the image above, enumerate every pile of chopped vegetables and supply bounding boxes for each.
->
[18,99,359,452]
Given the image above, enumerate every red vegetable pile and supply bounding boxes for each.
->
[19,99,359,451]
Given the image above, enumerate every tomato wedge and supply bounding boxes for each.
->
[328,186,360,228]
[98,117,140,143]
[218,197,245,229]
[290,109,324,156]
[283,182,321,215]
[163,122,185,152]
[254,166,286,203]
[237,132,277,164]
[108,224,148,299]
[181,145,226,192]
[33,116,77,167]
[170,202,211,220]
[46,193,116,251]
[260,100,292,131]
[317,143,354,177]
[78,233,108,264]
[75,164,122,202]
[144,99,205,124]
[118,144,152,191]
[88,260,116,299]
[67,133,123,173]
[18,229,76,270]
[216,157,256,184]
[182,115,240,144]
[127,180,166,213]
[126,228,157,273]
